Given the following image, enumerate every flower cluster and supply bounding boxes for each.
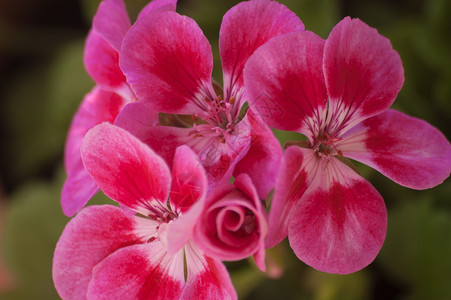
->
[54,0,451,299]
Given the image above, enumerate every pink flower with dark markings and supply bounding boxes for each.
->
[244,17,451,274]
[194,174,267,271]
[53,123,236,299]
[61,0,175,216]
[115,0,305,199]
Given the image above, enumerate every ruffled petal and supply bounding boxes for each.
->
[92,0,131,51]
[244,30,327,135]
[120,11,213,114]
[339,109,451,189]
[62,87,126,216]
[81,123,171,214]
[87,243,185,300]
[288,154,387,274]
[233,110,282,199]
[265,146,312,249]
[219,0,304,98]
[323,17,404,134]
[182,242,237,300]
[53,205,145,300]
[137,0,177,20]
[84,30,128,91]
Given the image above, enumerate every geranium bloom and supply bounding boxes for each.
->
[244,17,451,274]
[53,123,237,299]
[116,0,305,198]
[61,0,175,216]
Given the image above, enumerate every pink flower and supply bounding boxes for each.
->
[61,0,174,216]
[53,123,236,299]
[194,174,267,271]
[116,0,305,198]
[244,17,451,274]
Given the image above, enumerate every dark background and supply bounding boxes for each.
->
[0,0,450,299]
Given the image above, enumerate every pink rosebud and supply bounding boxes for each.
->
[194,174,267,271]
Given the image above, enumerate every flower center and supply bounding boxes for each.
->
[313,131,343,157]
[189,94,241,144]
[146,201,177,224]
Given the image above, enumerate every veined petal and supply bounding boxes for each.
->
[323,17,404,134]
[92,0,131,52]
[84,30,127,90]
[165,146,208,255]
[265,147,315,249]
[62,87,126,216]
[233,110,282,199]
[244,30,327,135]
[53,205,145,300]
[182,242,237,300]
[340,109,451,189]
[219,0,304,97]
[120,11,213,114]
[137,0,177,20]
[288,156,387,274]
[81,123,171,214]
[87,243,185,300]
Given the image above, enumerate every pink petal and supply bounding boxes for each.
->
[288,154,387,274]
[87,243,185,300]
[84,30,127,90]
[53,205,144,300]
[340,109,451,189]
[170,145,207,213]
[194,175,267,271]
[62,87,126,216]
[265,146,311,249]
[81,123,171,213]
[137,0,177,20]
[233,110,282,199]
[182,121,251,189]
[219,0,304,97]
[182,242,237,300]
[323,17,404,133]
[92,0,131,52]
[165,146,208,255]
[120,11,213,114]
[114,102,180,165]
[244,30,327,135]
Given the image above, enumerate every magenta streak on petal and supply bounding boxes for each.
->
[87,243,185,300]
[341,109,451,189]
[288,157,387,274]
[81,123,172,215]
[182,241,237,300]
[53,205,144,300]
[244,30,327,135]
[220,0,304,100]
[323,17,404,134]
[120,11,214,115]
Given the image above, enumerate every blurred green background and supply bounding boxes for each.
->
[0,0,450,299]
